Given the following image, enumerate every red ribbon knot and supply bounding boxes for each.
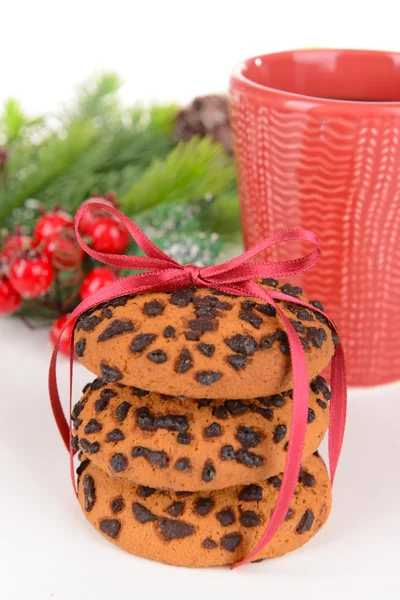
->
[49,200,347,569]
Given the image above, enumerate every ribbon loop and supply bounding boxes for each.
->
[49,200,347,570]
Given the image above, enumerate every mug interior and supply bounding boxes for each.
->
[241,49,400,102]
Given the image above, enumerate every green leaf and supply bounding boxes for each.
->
[120,136,236,214]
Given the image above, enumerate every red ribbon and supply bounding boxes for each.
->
[49,200,347,569]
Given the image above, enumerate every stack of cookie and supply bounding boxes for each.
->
[72,279,336,567]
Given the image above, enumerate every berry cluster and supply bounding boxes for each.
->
[0,195,130,356]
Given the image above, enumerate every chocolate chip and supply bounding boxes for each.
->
[224,334,257,356]
[176,348,193,373]
[311,375,331,400]
[109,453,128,472]
[202,538,218,549]
[261,278,279,287]
[268,475,282,489]
[101,307,113,318]
[79,439,100,454]
[75,338,86,357]
[170,287,195,307]
[299,470,316,487]
[221,445,236,461]
[309,300,324,311]
[221,533,242,552]
[317,398,327,409]
[253,406,274,420]
[98,319,135,342]
[224,400,249,416]
[132,502,157,524]
[100,363,122,383]
[130,333,156,352]
[297,509,315,534]
[71,435,79,451]
[90,378,106,390]
[131,446,150,458]
[184,330,202,341]
[100,388,117,400]
[306,326,327,348]
[315,312,330,326]
[287,303,314,321]
[189,317,216,333]
[256,303,276,317]
[196,371,222,386]
[110,497,125,514]
[258,394,285,408]
[83,474,96,512]
[144,299,164,317]
[241,300,256,311]
[216,508,235,526]
[84,419,102,435]
[76,459,90,476]
[131,387,149,397]
[150,450,170,468]
[273,424,287,443]
[213,405,228,420]
[235,449,264,467]
[158,518,195,540]
[99,519,121,539]
[147,349,167,364]
[73,418,82,430]
[174,457,192,472]
[259,333,277,350]
[98,296,130,309]
[203,422,222,438]
[285,508,294,520]
[308,408,316,424]
[177,432,191,444]
[240,511,261,527]
[82,382,91,394]
[238,484,263,502]
[167,501,184,517]
[195,497,214,516]
[227,354,247,370]
[115,401,132,422]
[106,428,125,442]
[280,283,303,297]
[290,320,305,333]
[76,314,102,332]
[163,325,175,338]
[197,343,215,357]
[237,426,261,448]
[95,397,110,412]
[72,401,84,419]
[137,486,156,499]
[239,311,263,329]
[332,332,340,345]
[197,398,211,408]
[202,460,216,483]
[280,342,290,354]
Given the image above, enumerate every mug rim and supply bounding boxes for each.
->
[230,48,400,108]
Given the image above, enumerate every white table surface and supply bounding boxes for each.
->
[1,317,399,600]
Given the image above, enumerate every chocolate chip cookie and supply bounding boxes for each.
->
[77,452,331,567]
[73,375,330,491]
[73,281,336,399]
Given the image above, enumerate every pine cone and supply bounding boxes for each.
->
[174,95,232,154]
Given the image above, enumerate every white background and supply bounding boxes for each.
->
[1,1,400,599]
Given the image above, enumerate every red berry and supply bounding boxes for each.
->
[79,197,114,236]
[90,218,129,254]
[43,232,84,270]
[9,250,54,299]
[49,315,75,357]
[34,210,73,243]
[0,276,21,314]
[80,267,116,300]
[1,234,32,260]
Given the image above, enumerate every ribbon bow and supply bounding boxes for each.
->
[49,201,346,569]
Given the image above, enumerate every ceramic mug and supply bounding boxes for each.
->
[230,49,400,386]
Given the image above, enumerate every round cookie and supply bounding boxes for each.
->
[72,375,330,491]
[73,280,336,399]
[77,453,331,567]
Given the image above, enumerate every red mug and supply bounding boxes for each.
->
[230,49,400,386]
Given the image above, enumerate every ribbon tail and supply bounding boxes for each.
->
[328,342,347,483]
[231,289,309,568]
[48,341,70,450]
